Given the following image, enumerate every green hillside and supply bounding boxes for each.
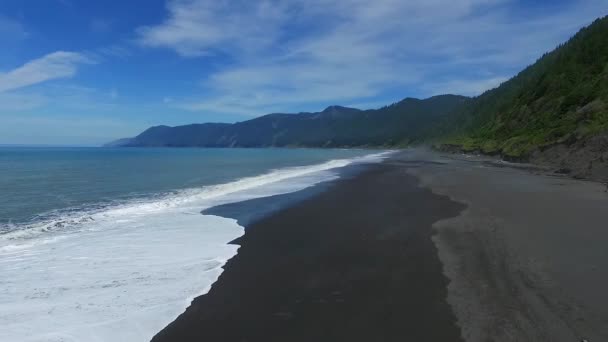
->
[440,16,608,159]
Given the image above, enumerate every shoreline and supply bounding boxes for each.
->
[151,148,608,341]
[152,154,466,341]
[0,148,385,342]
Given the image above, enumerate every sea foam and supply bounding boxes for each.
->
[0,151,391,342]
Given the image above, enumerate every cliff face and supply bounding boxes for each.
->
[529,132,608,181]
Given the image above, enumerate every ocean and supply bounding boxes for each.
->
[0,146,391,342]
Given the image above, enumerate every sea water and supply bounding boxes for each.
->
[0,147,390,342]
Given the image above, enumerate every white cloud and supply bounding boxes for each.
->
[141,0,607,115]
[137,0,288,57]
[0,51,93,93]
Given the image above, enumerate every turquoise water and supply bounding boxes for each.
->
[0,146,390,342]
[0,147,373,229]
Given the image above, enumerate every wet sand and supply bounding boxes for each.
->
[152,156,465,342]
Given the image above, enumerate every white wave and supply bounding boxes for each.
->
[0,151,392,342]
[0,151,392,244]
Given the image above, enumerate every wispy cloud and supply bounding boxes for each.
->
[0,15,28,40]
[96,45,132,59]
[0,51,94,93]
[137,0,288,57]
[139,0,607,116]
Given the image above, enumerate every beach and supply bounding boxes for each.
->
[152,153,465,342]
[152,150,608,342]
[407,150,608,341]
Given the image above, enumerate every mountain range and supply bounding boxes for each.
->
[111,95,468,148]
[109,16,608,180]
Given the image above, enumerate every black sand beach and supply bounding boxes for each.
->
[152,156,466,342]
[152,150,608,342]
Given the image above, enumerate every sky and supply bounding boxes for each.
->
[0,0,606,145]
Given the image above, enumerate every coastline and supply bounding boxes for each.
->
[150,148,608,342]
[0,148,384,342]
[152,153,466,341]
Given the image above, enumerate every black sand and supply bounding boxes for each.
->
[152,160,465,342]
[406,149,608,341]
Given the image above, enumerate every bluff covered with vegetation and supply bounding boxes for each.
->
[439,16,608,159]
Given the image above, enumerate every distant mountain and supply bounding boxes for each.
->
[104,137,135,147]
[112,95,468,148]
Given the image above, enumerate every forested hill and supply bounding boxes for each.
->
[440,15,608,159]
[110,95,468,148]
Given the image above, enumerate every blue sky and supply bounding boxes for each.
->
[0,0,606,145]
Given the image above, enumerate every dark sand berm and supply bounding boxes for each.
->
[406,149,608,341]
